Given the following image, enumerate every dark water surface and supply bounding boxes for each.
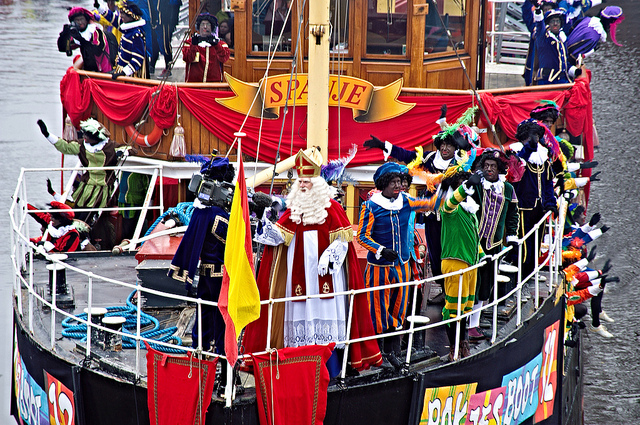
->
[0,0,638,423]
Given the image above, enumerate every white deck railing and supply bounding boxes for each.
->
[9,165,565,407]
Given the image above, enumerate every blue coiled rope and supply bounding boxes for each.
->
[62,291,186,354]
[143,202,194,243]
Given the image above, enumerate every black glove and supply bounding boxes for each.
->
[580,161,598,169]
[601,259,612,274]
[601,275,619,285]
[589,171,601,182]
[363,135,385,150]
[37,119,49,137]
[465,172,482,188]
[210,37,219,46]
[94,0,100,8]
[545,205,558,217]
[191,34,201,45]
[62,23,71,34]
[586,245,597,262]
[588,212,601,226]
[439,104,447,120]
[381,248,398,262]
[574,68,582,78]
[46,178,55,196]
[69,25,81,40]
[600,225,610,234]
[111,71,125,80]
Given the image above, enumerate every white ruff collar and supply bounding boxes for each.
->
[588,17,607,43]
[48,224,75,239]
[528,143,549,165]
[370,192,404,210]
[84,139,108,153]
[80,23,99,41]
[432,150,453,171]
[482,175,506,194]
[121,19,146,31]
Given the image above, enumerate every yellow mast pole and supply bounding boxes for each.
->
[307,0,330,164]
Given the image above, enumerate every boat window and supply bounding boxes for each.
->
[330,0,350,56]
[201,0,234,49]
[425,0,466,54]
[252,0,294,52]
[365,0,407,56]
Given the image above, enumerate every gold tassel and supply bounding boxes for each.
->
[63,116,77,140]
[169,124,186,157]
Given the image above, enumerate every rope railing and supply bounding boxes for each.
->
[9,167,566,403]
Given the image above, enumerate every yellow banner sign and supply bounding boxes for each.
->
[217,73,415,123]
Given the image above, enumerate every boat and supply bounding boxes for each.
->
[10,0,595,423]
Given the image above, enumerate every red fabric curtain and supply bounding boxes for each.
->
[252,344,334,425]
[60,68,176,129]
[146,344,218,425]
[60,68,594,169]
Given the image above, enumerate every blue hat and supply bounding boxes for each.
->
[373,162,404,183]
[544,9,566,25]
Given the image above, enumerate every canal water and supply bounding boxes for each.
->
[0,0,638,423]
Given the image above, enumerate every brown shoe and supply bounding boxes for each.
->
[460,340,471,358]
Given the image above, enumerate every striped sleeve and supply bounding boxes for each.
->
[442,185,468,214]
[357,201,381,254]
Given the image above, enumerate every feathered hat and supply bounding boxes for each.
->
[116,0,142,21]
[530,100,560,122]
[432,106,479,151]
[600,6,624,47]
[79,118,110,142]
[68,7,93,22]
[544,9,566,25]
[320,144,358,185]
[196,13,218,30]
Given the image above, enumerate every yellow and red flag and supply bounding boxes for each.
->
[219,155,261,367]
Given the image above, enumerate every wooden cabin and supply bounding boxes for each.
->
[190,0,485,88]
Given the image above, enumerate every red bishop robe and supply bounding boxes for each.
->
[243,199,382,371]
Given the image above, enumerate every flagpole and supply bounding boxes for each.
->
[234,131,245,182]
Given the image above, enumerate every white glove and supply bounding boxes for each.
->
[253,216,285,246]
[318,239,348,276]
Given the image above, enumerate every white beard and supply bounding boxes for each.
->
[287,177,335,225]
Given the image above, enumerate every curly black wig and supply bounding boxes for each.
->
[375,171,402,191]
[516,119,545,143]
[474,150,508,174]
[440,171,471,193]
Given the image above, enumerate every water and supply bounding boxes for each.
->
[0,0,639,423]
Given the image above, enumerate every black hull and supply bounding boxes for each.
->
[12,291,582,425]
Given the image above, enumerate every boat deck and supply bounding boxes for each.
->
[19,250,549,400]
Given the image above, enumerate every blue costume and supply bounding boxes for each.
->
[168,206,229,353]
[533,10,574,85]
[103,7,147,77]
[357,163,435,335]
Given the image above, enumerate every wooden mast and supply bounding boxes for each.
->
[306,0,330,164]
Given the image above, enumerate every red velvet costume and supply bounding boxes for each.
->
[244,199,382,371]
[182,38,230,83]
[27,203,81,253]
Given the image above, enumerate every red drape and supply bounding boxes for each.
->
[59,68,594,169]
[252,344,334,425]
[146,344,218,425]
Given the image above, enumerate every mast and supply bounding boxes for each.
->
[307,0,330,164]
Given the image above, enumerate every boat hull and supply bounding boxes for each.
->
[11,289,581,425]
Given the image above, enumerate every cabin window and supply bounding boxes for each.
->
[252,0,294,52]
[424,0,466,54]
[365,0,407,56]
[199,0,234,49]
[330,0,350,55]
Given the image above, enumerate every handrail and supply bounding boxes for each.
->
[9,166,566,404]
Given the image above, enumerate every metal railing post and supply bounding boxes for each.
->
[86,276,93,358]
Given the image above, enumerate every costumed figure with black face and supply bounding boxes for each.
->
[57,7,113,72]
[363,106,478,292]
[508,119,559,277]
[183,13,230,83]
[244,150,382,376]
[357,162,436,369]
[100,0,148,79]
[521,0,558,85]
[37,118,117,226]
[28,201,82,253]
[466,149,519,341]
[533,9,582,85]
[565,6,624,66]
[168,157,235,354]
[438,167,483,361]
